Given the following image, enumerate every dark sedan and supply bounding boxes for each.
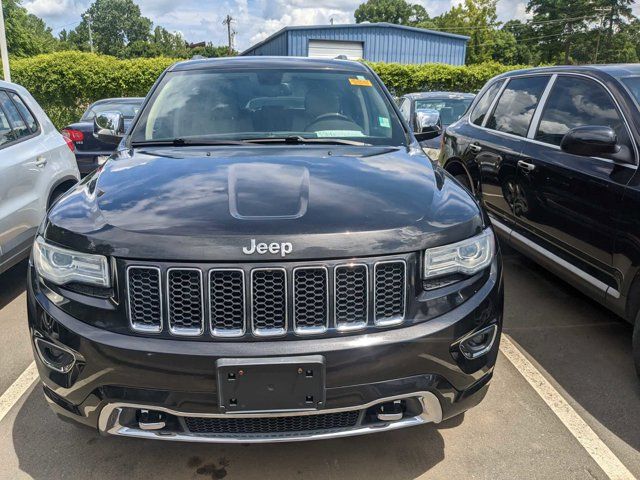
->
[398,92,474,155]
[63,97,144,175]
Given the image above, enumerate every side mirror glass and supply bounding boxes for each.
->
[414,108,442,141]
[560,125,619,157]
[94,111,125,145]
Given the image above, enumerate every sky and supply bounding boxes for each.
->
[21,0,637,52]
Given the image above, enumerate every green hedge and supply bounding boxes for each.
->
[7,51,528,129]
[11,51,177,128]
[367,61,528,95]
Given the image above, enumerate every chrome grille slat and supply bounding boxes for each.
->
[374,260,407,326]
[209,269,245,337]
[334,264,369,331]
[293,267,329,335]
[127,266,162,333]
[251,268,287,337]
[167,268,204,336]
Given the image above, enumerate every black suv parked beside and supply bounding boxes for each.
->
[439,65,640,375]
[27,57,502,442]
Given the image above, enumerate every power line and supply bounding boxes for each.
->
[424,13,602,33]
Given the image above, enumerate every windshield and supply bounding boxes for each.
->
[415,97,473,126]
[82,101,142,121]
[622,77,640,105]
[129,68,406,146]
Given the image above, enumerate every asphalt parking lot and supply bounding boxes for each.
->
[0,246,639,480]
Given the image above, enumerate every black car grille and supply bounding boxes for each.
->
[374,261,406,326]
[184,411,360,435]
[209,270,245,337]
[126,266,162,332]
[167,269,204,335]
[126,257,408,338]
[293,267,328,334]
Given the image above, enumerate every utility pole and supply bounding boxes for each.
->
[593,7,612,63]
[222,14,234,52]
[0,0,10,82]
[88,15,94,53]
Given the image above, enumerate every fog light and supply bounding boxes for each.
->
[458,324,498,360]
[34,338,76,373]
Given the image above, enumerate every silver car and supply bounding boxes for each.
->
[0,79,79,274]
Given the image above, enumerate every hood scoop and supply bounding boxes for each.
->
[228,163,309,220]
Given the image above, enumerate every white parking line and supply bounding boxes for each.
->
[0,361,38,424]
[500,334,635,480]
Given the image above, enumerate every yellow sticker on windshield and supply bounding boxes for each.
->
[349,78,372,87]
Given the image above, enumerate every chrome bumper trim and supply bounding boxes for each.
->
[98,391,442,443]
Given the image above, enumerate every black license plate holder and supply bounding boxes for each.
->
[216,356,325,412]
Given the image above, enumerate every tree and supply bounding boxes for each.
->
[3,0,59,57]
[70,0,152,56]
[355,0,428,25]
[422,0,509,64]
[526,0,594,64]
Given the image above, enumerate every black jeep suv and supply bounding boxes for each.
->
[439,65,640,376]
[27,57,502,443]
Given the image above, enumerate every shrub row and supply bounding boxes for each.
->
[367,61,528,95]
[11,51,177,128]
[7,51,528,129]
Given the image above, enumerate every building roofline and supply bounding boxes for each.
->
[240,22,469,55]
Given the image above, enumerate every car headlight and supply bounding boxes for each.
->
[424,228,495,278]
[33,236,110,287]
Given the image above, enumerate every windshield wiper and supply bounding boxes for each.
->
[241,136,371,146]
[130,138,252,147]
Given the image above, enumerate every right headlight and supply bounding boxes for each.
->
[424,228,495,279]
[33,236,111,287]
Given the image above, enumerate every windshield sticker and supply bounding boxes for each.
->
[316,130,365,137]
[378,117,391,128]
[349,78,372,87]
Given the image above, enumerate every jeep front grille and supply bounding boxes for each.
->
[334,264,368,331]
[209,269,245,337]
[167,268,204,336]
[127,266,162,333]
[251,268,287,336]
[126,257,408,338]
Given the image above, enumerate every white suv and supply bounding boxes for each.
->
[0,79,79,274]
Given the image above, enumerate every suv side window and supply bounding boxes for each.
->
[8,92,37,133]
[535,75,632,154]
[486,76,549,137]
[0,91,30,139]
[470,80,503,126]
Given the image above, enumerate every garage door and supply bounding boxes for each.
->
[308,40,364,60]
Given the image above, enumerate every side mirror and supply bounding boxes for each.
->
[560,125,619,157]
[414,108,442,141]
[94,111,125,145]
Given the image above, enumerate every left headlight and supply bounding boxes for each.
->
[424,228,495,279]
[33,236,110,287]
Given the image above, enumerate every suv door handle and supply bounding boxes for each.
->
[469,143,482,153]
[517,160,535,172]
[35,156,47,168]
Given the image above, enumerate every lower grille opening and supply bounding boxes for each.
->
[184,411,360,435]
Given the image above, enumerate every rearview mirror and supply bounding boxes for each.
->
[414,108,442,141]
[94,111,125,145]
[560,125,619,157]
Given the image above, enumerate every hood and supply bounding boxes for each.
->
[45,145,483,261]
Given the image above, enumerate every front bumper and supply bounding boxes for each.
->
[27,257,502,442]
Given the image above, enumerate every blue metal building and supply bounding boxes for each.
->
[241,23,469,65]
